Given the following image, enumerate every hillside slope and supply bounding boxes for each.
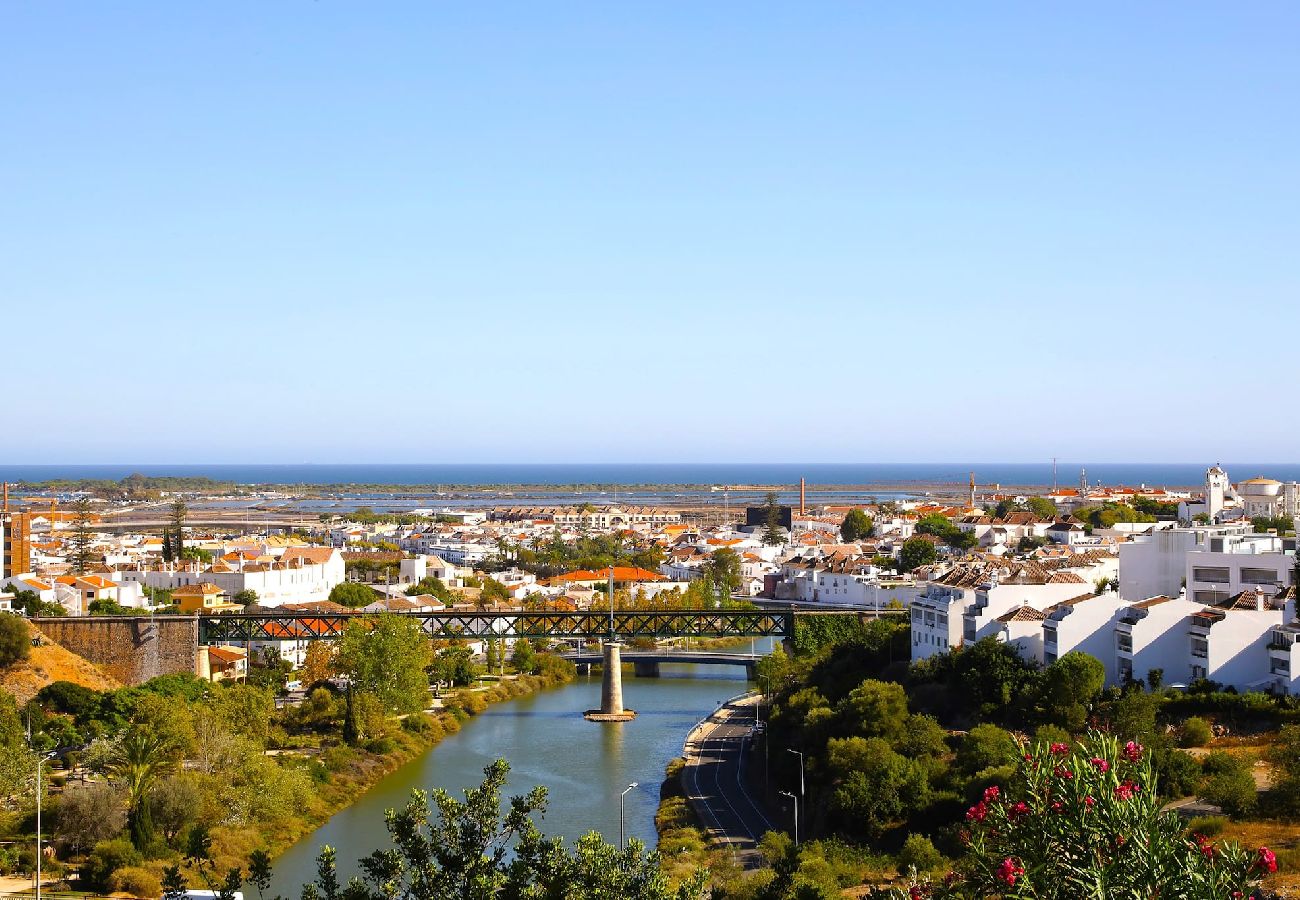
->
[1,620,121,702]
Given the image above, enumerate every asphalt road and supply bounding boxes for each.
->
[682,697,779,868]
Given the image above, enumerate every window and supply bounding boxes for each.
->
[1242,567,1281,585]
[1193,567,1230,584]
[1191,638,1209,659]
[1116,634,1133,653]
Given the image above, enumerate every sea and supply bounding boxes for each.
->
[3,462,1299,489]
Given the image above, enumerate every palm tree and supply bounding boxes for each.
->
[106,727,178,850]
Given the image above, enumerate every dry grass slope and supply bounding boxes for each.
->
[0,619,121,702]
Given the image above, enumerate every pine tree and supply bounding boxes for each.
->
[162,527,174,564]
[169,500,188,559]
[69,497,96,575]
[761,491,786,546]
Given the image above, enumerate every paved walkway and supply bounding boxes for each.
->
[681,695,778,869]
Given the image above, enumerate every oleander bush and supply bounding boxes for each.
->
[877,734,1277,899]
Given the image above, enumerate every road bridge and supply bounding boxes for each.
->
[561,649,761,678]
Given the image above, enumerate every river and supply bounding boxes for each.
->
[261,643,772,898]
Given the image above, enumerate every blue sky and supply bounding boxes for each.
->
[2,3,1296,464]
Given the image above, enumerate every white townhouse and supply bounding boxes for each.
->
[1114,594,1204,687]
[1266,593,1300,694]
[1186,588,1286,690]
[1040,590,1131,683]
[1120,524,1253,601]
[909,559,1096,662]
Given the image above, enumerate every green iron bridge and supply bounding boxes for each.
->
[196,607,902,644]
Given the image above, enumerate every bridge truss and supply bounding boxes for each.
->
[197,608,804,644]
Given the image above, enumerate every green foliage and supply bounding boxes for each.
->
[879,734,1272,899]
[405,575,453,601]
[1133,496,1180,519]
[82,838,142,892]
[335,614,432,713]
[840,680,909,739]
[1186,815,1227,837]
[232,589,259,605]
[762,491,787,546]
[703,547,743,597]
[826,737,928,839]
[899,537,937,572]
[297,758,706,900]
[0,614,31,668]
[955,724,1019,776]
[1251,515,1293,535]
[896,834,943,874]
[329,582,378,608]
[840,508,874,542]
[1038,652,1105,731]
[1073,501,1156,530]
[1200,751,1257,817]
[1180,716,1213,748]
[914,515,977,550]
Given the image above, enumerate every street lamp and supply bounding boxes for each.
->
[779,790,799,846]
[619,782,638,846]
[786,748,805,799]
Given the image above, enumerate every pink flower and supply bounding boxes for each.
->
[1008,801,1030,821]
[1049,742,1069,755]
[996,857,1025,887]
[1256,846,1278,873]
[1051,800,1064,813]
[1090,757,1110,773]
[966,801,988,822]
[983,785,1001,803]
[1052,765,1074,780]
[909,887,927,900]
[1083,795,1095,809]
[1123,740,1143,762]
[1115,781,1139,801]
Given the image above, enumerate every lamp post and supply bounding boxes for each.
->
[779,790,799,846]
[619,782,638,846]
[786,748,804,799]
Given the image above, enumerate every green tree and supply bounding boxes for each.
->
[1025,496,1058,518]
[0,614,31,668]
[232,589,259,606]
[899,537,937,573]
[1200,751,1257,817]
[1038,651,1105,732]
[297,759,706,900]
[955,723,1019,775]
[761,491,787,546]
[840,508,874,542]
[69,496,96,575]
[329,582,378,608]
[168,500,188,559]
[826,736,928,838]
[840,679,910,739]
[335,615,432,713]
[103,725,180,849]
[702,547,742,598]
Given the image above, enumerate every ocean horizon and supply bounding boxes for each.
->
[2,462,1299,488]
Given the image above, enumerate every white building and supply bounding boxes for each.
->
[1041,590,1130,683]
[1114,593,1204,687]
[1118,523,1289,602]
[118,547,345,607]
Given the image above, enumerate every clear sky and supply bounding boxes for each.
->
[2,3,1296,464]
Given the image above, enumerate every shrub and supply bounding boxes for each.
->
[1180,716,1213,748]
[1186,815,1227,837]
[82,838,142,892]
[955,724,1019,775]
[108,864,162,898]
[896,834,943,874]
[880,734,1275,899]
[0,614,30,668]
[1200,752,1258,817]
[365,736,397,755]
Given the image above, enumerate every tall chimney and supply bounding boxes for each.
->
[2,481,7,514]
[799,478,805,516]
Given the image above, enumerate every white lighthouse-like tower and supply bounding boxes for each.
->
[1206,464,1230,521]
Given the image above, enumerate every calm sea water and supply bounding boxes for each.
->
[4,462,1299,488]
